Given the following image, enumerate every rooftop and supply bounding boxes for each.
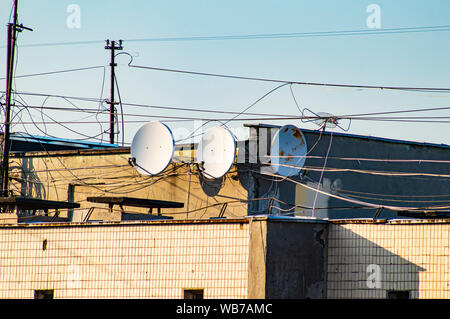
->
[5,133,119,152]
[245,123,450,150]
[1,215,449,229]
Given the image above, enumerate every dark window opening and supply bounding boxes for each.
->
[183,289,204,299]
[387,290,410,299]
[34,289,54,299]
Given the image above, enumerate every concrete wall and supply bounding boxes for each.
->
[265,219,328,298]
[301,131,450,219]
[9,148,248,221]
[243,125,450,219]
[247,217,328,299]
[247,219,267,299]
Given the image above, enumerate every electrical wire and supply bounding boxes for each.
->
[263,171,450,212]
[174,82,291,143]
[128,64,450,92]
[114,73,125,146]
[265,155,450,164]
[8,65,111,143]
[7,91,450,120]
[289,84,352,132]
[245,160,450,212]
[1,90,104,103]
[15,98,106,142]
[312,132,333,215]
[26,105,450,123]
[0,65,105,81]
[7,25,450,49]
[12,116,450,126]
[8,144,445,216]
[269,162,450,178]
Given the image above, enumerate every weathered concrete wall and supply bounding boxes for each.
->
[243,125,450,219]
[247,217,328,299]
[9,148,248,221]
[301,131,450,219]
[247,219,267,298]
[265,219,328,299]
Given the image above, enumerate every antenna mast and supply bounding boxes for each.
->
[105,39,123,145]
[1,0,32,197]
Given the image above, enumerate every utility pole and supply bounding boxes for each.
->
[104,39,123,145]
[1,0,32,197]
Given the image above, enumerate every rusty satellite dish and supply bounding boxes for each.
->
[196,126,236,179]
[130,121,175,175]
[270,124,308,177]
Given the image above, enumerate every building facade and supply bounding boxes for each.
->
[1,126,448,299]
[7,124,450,223]
[0,216,448,299]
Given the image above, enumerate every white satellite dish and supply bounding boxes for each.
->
[270,124,308,177]
[130,121,175,175]
[197,126,236,179]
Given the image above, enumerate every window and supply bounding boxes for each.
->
[387,290,410,299]
[34,289,54,299]
[183,289,204,299]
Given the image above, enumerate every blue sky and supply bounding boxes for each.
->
[1,0,450,146]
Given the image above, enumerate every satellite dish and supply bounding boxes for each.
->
[270,124,308,177]
[197,126,236,179]
[131,121,174,175]
[314,112,339,129]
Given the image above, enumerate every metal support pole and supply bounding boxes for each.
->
[1,23,14,197]
[109,42,115,144]
[104,39,123,145]
[1,0,32,198]
[1,0,18,197]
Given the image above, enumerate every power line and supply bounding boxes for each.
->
[1,90,104,102]
[0,65,105,81]
[14,108,450,124]
[267,155,450,164]
[4,25,450,49]
[24,105,450,121]
[128,64,450,92]
[6,90,450,115]
[124,25,450,42]
[13,97,450,119]
[338,106,450,117]
[264,171,450,212]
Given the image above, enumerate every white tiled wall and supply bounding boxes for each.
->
[3,219,448,299]
[327,221,450,299]
[0,221,249,299]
